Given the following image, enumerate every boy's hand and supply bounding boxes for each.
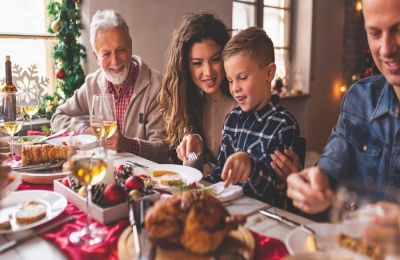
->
[221,152,252,187]
[176,134,204,161]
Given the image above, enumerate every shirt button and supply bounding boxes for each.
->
[362,145,368,151]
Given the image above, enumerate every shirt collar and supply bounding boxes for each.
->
[371,81,398,120]
[239,95,280,121]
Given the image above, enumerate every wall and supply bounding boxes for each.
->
[80,0,232,73]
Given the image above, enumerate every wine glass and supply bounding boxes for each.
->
[90,94,117,148]
[0,92,24,164]
[68,116,107,245]
[19,92,40,130]
[329,183,400,258]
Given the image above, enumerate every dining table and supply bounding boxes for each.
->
[0,152,314,260]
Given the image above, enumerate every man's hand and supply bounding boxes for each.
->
[221,152,252,188]
[105,128,133,153]
[363,202,400,254]
[176,134,204,161]
[271,149,302,190]
[287,166,334,214]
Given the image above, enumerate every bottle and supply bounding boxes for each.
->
[1,55,17,121]
[2,56,17,92]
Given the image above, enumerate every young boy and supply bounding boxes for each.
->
[207,27,300,208]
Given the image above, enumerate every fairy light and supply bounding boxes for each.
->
[355,0,362,13]
[340,85,348,94]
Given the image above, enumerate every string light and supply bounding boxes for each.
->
[355,0,362,13]
[340,85,348,94]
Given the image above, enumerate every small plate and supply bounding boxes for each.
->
[0,190,67,234]
[47,134,97,150]
[147,164,203,191]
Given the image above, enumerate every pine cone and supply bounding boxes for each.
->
[91,183,106,207]
[69,176,82,192]
[115,163,134,187]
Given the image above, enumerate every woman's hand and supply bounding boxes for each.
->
[176,134,204,161]
[271,149,302,190]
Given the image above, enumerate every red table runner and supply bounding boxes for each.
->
[17,183,288,260]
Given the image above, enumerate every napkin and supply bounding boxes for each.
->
[209,182,243,202]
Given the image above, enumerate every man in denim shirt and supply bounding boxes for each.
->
[287,0,400,214]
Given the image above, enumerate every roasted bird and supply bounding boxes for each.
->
[145,190,246,255]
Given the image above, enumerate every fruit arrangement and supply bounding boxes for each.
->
[61,162,156,208]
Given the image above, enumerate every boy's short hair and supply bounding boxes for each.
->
[222,27,274,67]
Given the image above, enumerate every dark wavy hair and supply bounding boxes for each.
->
[159,12,231,148]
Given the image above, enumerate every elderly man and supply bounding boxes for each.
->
[287,0,400,213]
[51,9,168,163]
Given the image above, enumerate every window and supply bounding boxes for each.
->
[0,0,56,99]
[232,0,292,81]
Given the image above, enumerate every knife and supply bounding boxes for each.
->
[129,200,141,259]
[126,161,149,169]
[258,209,315,235]
[0,215,77,253]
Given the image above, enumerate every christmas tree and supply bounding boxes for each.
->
[40,0,86,119]
[350,48,380,82]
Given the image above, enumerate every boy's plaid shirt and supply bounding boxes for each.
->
[207,95,299,207]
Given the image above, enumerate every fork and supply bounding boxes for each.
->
[186,152,198,161]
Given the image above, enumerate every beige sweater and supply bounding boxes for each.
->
[185,95,237,176]
[51,56,169,163]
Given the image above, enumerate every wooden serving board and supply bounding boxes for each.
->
[118,225,255,260]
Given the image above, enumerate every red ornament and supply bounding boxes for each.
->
[114,164,125,174]
[104,183,126,206]
[62,177,69,187]
[125,175,144,191]
[55,68,65,79]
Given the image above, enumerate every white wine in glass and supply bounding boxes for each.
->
[90,94,117,148]
[68,116,107,245]
[20,93,40,130]
[0,92,24,164]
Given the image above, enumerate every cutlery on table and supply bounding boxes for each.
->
[129,199,142,259]
[258,209,320,251]
[186,152,198,161]
[32,128,68,144]
[125,161,149,169]
[12,159,66,171]
[0,215,77,253]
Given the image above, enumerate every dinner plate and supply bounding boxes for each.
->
[47,134,97,150]
[285,222,372,259]
[0,190,67,234]
[148,164,203,190]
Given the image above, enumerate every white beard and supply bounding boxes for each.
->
[102,64,130,85]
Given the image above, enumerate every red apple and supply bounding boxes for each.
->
[104,183,126,206]
[62,177,69,187]
[125,175,144,191]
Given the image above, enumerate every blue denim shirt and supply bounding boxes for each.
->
[319,75,400,192]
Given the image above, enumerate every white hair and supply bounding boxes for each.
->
[90,9,132,52]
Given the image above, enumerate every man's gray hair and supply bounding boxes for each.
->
[90,9,132,52]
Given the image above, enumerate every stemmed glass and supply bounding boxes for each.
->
[0,92,24,164]
[90,94,117,148]
[19,92,40,130]
[68,116,107,245]
[329,183,400,257]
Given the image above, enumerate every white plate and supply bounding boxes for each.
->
[147,164,203,190]
[47,134,97,150]
[0,190,67,234]
[285,222,371,259]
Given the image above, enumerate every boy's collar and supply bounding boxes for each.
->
[239,95,280,120]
